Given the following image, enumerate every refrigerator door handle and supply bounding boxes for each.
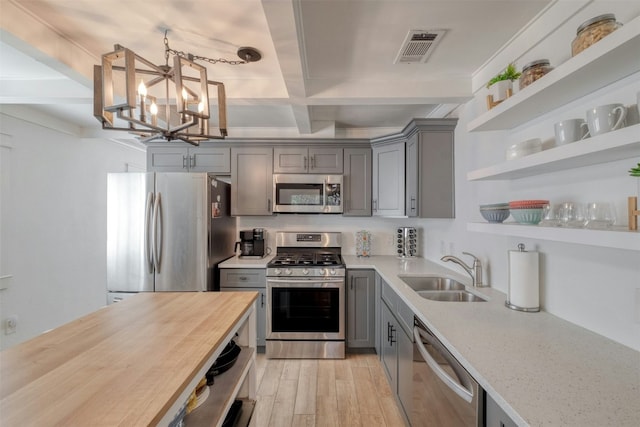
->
[145,192,154,273]
[152,192,162,272]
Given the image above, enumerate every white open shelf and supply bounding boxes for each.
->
[467,124,640,181]
[468,222,640,251]
[468,15,640,132]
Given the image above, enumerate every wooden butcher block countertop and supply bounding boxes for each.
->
[0,292,258,426]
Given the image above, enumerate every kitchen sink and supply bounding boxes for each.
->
[399,276,466,291]
[417,290,487,302]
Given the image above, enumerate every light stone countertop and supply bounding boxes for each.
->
[344,255,640,427]
[219,254,274,269]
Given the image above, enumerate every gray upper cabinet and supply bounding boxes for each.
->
[407,125,456,218]
[273,147,343,173]
[343,148,372,216]
[231,147,273,216]
[372,118,457,218]
[372,141,405,217]
[346,269,375,348]
[147,145,230,173]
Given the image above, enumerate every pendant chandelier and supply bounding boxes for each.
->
[93,32,261,145]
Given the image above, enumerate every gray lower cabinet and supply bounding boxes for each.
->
[230,147,273,216]
[346,269,375,348]
[220,268,266,347]
[343,148,372,216]
[147,145,230,173]
[372,141,405,217]
[380,278,412,424]
[485,393,518,427]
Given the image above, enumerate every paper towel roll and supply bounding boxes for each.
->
[507,248,540,311]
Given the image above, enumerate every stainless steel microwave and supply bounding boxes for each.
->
[273,174,343,213]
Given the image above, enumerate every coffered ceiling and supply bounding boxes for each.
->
[0,0,553,139]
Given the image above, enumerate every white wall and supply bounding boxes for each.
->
[0,110,145,349]
[426,73,640,352]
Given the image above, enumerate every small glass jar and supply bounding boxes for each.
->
[572,14,621,56]
[519,59,553,90]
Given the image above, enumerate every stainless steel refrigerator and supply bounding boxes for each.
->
[107,172,236,303]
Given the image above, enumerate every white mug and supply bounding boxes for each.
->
[586,103,627,137]
[554,119,589,145]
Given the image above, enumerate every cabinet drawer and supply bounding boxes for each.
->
[381,278,397,311]
[396,297,414,337]
[220,269,266,288]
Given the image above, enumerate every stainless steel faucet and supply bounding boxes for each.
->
[441,252,484,287]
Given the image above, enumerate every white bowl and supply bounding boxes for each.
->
[505,138,542,160]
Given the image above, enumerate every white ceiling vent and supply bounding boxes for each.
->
[394,29,447,64]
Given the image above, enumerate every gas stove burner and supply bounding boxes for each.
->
[268,252,344,267]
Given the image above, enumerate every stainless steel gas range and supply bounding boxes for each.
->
[265,232,345,359]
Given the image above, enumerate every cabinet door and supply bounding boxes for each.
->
[231,147,273,216]
[374,273,381,357]
[221,287,266,346]
[147,146,190,172]
[273,147,308,173]
[397,326,413,420]
[343,148,372,216]
[309,148,343,173]
[405,133,419,217]
[190,147,231,173]
[381,301,398,393]
[346,270,375,348]
[486,393,518,427]
[372,142,405,217]
[418,130,454,218]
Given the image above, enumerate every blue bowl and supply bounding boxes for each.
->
[480,208,510,223]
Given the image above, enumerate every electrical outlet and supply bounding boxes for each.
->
[5,315,17,335]
[439,240,445,255]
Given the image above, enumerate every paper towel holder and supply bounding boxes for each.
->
[505,243,541,313]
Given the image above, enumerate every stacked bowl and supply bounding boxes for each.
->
[479,203,510,223]
[509,200,549,225]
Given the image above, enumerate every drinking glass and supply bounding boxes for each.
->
[539,204,560,227]
[585,202,616,229]
[558,202,586,228]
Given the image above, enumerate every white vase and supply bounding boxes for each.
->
[489,80,513,102]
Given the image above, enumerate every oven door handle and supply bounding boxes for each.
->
[267,278,345,284]
[414,326,474,403]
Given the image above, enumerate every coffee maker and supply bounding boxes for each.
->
[235,228,267,258]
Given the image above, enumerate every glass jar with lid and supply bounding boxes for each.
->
[519,59,553,90]
[572,14,622,56]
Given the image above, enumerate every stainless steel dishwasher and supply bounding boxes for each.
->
[412,317,483,426]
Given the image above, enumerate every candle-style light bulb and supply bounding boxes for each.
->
[149,101,158,126]
[138,80,147,121]
[198,101,206,134]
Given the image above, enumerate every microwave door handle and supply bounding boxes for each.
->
[413,326,474,403]
[323,179,327,209]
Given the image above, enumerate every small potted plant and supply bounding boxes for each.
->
[486,63,521,105]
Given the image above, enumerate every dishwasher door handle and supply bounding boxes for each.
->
[414,326,474,403]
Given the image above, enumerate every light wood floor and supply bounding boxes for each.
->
[249,352,406,427]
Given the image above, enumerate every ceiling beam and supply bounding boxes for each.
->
[0,2,96,88]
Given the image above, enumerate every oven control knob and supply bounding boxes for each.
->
[274,268,282,275]
[302,268,309,275]
[284,268,292,276]
[329,269,337,275]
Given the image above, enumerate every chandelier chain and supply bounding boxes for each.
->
[163,32,248,66]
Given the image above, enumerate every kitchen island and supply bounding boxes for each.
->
[0,292,258,426]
